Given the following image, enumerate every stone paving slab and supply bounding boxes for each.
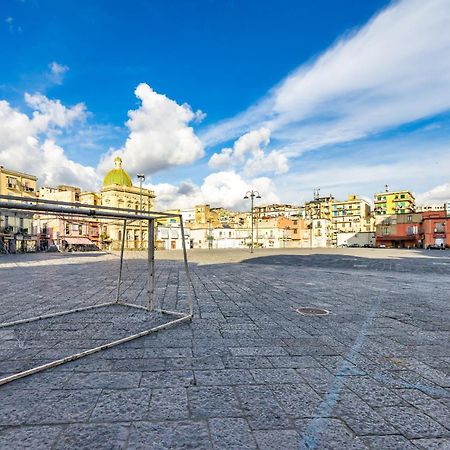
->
[0,249,449,449]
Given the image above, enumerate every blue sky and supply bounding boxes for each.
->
[1,0,450,209]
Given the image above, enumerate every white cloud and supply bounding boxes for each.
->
[208,127,288,176]
[48,62,69,85]
[98,83,204,176]
[201,0,450,157]
[208,147,233,170]
[0,96,98,189]
[233,127,270,160]
[24,92,87,130]
[243,149,288,177]
[416,183,450,205]
[150,171,278,211]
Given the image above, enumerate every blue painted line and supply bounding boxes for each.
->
[299,298,381,449]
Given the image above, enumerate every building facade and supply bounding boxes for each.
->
[99,157,155,250]
[0,166,38,253]
[376,213,423,248]
[36,185,100,251]
[422,211,450,248]
[374,188,415,218]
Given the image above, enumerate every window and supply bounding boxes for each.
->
[407,215,412,223]
[401,194,405,199]
[383,227,389,235]
[65,223,70,234]
[78,224,83,235]
[7,177,17,188]
[436,223,445,233]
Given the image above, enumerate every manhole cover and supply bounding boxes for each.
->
[296,307,330,316]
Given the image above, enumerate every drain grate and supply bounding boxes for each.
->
[296,307,330,316]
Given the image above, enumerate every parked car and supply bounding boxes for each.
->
[363,244,374,248]
[348,243,360,248]
[378,244,386,248]
[427,244,445,250]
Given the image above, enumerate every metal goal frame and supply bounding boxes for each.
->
[0,194,195,386]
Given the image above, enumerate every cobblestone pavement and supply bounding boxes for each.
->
[0,249,449,449]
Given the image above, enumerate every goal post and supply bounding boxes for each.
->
[0,194,195,386]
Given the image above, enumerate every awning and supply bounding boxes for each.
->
[63,237,93,245]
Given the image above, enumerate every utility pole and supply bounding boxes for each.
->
[137,174,145,250]
[244,190,261,253]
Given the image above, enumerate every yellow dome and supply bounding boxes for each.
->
[103,157,132,187]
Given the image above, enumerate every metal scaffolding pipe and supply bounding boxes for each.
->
[180,216,195,317]
[0,194,180,218]
[0,313,192,387]
[115,219,127,303]
[148,219,155,311]
[0,200,170,222]
[0,302,114,329]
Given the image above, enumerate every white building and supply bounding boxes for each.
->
[156,225,190,250]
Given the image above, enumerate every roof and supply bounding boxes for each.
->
[102,157,133,188]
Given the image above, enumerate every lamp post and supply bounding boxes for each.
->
[137,174,145,250]
[244,190,261,253]
[207,218,213,250]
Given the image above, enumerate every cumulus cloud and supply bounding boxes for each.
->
[24,92,87,130]
[48,62,69,85]
[0,96,98,189]
[150,171,278,211]
[208,127,288,176]
[98,83,204,176]
[201,0,450,156]
[416,183,450,206]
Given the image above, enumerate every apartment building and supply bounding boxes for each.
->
[376,213,423,248]
[36,185,100,251]
[0,166,38,253]
[374,188,415,219]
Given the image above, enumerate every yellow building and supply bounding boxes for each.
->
[374,188,415,216]
[0,166,38,253]
[332,194,372,233]
[99,157,155,250]
[304,195,334,221]
[192,204,220,228]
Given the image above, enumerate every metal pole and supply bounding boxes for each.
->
[256,208,259,249]
[180,217,194,317]
[208,219,212,250]
[115,219,127,303]
[139,178,143,250]
[250,194,254,253]
[0,314,191,388]
[148,219,155,311]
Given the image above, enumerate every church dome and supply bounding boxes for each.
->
[103,157,133,187]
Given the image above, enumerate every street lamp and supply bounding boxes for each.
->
[137,174,145,250]
[244,190,261,253]
[207,218,213,250]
